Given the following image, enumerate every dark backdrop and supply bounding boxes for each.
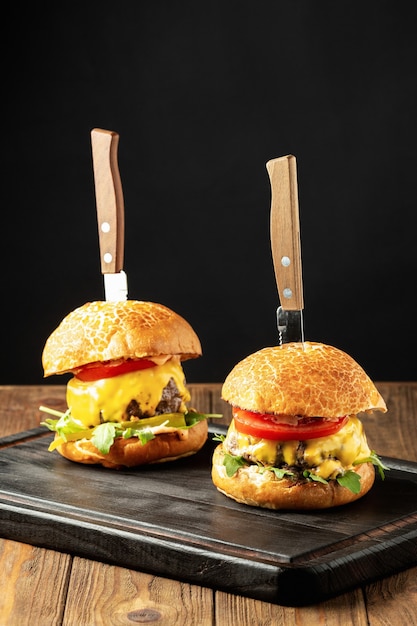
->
[3,2,416,384]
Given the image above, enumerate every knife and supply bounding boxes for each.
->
[91,128,128,301]
[266,155,305,344]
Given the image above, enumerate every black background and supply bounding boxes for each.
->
[3,2,417,385]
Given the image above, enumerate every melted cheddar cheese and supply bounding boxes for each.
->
[66,357,190,427]
[224,417,372,480]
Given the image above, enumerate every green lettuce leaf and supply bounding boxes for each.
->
[39,406,221,455]
[137,430,156,445]
[91,423,117,455]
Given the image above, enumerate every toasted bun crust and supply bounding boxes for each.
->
[212,444,375,509]
[54,420,208,469]
[222,342,386,417]
[42,300,202,376]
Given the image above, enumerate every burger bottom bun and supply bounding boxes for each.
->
[211,444,375,510]
[55,420,208,469]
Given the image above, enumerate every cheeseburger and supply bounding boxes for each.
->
[212,341,388,509]
[40,300,210,469]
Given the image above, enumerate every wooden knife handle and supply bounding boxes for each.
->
[91,128,125,274]
[267,155,304,310]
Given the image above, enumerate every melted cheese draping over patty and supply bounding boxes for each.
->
[66,356,190,426]
[223,417,372,480]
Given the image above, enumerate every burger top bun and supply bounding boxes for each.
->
[42,300,202,377]
[222,341,387,418]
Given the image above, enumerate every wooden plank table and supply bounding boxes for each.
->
[0,382,416,625]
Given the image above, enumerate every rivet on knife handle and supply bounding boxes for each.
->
[91,128,125,274]
[267,155,304,311]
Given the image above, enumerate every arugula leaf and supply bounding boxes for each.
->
[354,450,389,480]
[337,470,361,494]
[223,453,247,477]
[264,467,295,480]
[218,452,369,496]
[303,470,328,484]
[222,455,296,481]
[302,468,361,493]
[215,444,388,496]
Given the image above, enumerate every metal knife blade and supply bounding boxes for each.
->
[266,155,305,344]
[91,128,128,301]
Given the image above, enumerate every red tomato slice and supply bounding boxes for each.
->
[75,359,156,382]
[232,407,348,441]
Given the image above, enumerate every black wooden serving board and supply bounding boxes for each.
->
[0,426,416,607]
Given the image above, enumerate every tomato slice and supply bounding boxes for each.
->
[232,407,348,441]
[75,359,156,382]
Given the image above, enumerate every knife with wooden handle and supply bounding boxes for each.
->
[266,154,305,344]
[91,128,128,301]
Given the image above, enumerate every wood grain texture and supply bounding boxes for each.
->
[0,539,71,625]
[0,385,67,437]
[63,558,213,626]
[365,568,417,626]
[215,588,370,626]
[365,382,417,462]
